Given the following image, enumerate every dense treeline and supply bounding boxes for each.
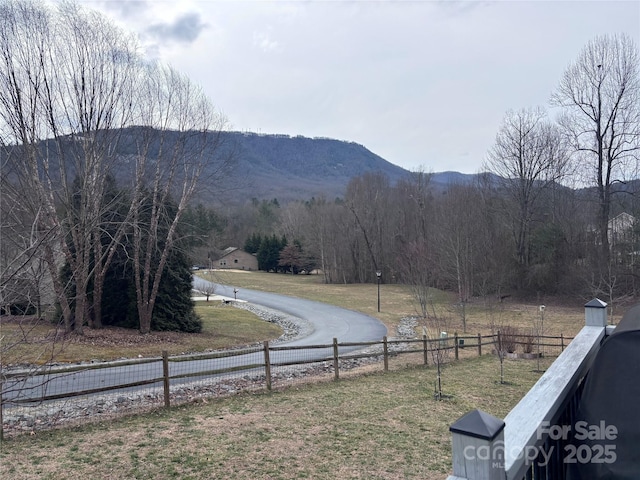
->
[194,168,639,307]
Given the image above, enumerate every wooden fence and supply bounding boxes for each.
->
[0,332,571,437]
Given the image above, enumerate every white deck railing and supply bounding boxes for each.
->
[447,299,609,480]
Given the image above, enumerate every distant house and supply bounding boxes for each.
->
[608,212,636,248]
[215,247,258,271]
[605,212,640,266]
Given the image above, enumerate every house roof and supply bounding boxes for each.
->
[217,247,257,261]
[608,211,635,226]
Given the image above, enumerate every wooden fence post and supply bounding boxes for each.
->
[162,351,170,408]
[561,333,564,352]
[497,331,504,384]
[333,337,339,380]
[263,341,272,390]
[423,335,428,365]
[0,380,4,441]
[478,333,482,356]
[454,333,459,361]
[383,336,389,372]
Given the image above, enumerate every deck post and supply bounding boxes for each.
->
[448,409,505,480]
[584,298,607,327]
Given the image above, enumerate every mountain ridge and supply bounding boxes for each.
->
[217,131,489,204]
[1,128,491,205]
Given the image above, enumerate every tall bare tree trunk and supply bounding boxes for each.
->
[553,33,639,282]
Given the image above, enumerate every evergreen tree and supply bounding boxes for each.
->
[244,232,263,254]
[151,247,201,332]
[100,242,135,328]
[182,203,226,249]
[126,194,202,332]
[59,178,202,333]
[257,234,286,271]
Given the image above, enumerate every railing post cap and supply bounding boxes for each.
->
[585,298,607,309]
[449,409,505,440]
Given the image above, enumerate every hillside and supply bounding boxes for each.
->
[3,128,495,205]
[220,132,412,204]
[206,132,505,205]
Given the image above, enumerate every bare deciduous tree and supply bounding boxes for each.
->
[0,0,73,329]
[2,1,233,336]
[304,197,337,283]
[48,2,139,332]
[397,239,434,320]
[278,242,303,274]
[0,0,139,332]
[552,33,640,269]
[200,280,217,302]
[485,107,569,289]
[434,184,484,332]
[393,170,436,302]
[344,173,391,282]
[424,311,452,401]
[130,63,230,334]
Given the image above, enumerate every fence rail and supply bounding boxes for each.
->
[1,331,571,437]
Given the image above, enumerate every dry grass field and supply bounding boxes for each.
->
[209,269,603,339]
[1,354,555,479]
[1,270,604,367]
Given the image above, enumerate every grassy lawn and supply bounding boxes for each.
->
[207,270,593,339]
[1,270,600,478]
[0,302,282,365]
[0,354,554,479]
[1,270,595,366]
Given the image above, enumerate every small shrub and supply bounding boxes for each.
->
[521,330,534,354]
[498,325,519,354]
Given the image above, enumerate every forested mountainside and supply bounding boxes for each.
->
[218,132,412,203]
[4,128,494,205]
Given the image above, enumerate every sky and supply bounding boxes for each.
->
[66,0,639,174]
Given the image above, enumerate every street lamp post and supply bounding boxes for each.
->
[376,271,382,312]
[538,305,545,372]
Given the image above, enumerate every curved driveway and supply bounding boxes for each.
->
[3,278,387,405]
[193,277,388,346]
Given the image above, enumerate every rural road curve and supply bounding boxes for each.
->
[3,278,387,405]
[193,276,388,346]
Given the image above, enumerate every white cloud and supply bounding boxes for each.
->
[146,12,208,44]
[252,28,281,53]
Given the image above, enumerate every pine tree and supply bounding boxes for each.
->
[151,247,201,332]
[257,234,286,272]
[244,232,262,254]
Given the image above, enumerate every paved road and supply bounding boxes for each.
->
[3,279,387,405]
[193,277,388,347]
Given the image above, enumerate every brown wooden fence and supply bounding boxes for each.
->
[0,332,571,437]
